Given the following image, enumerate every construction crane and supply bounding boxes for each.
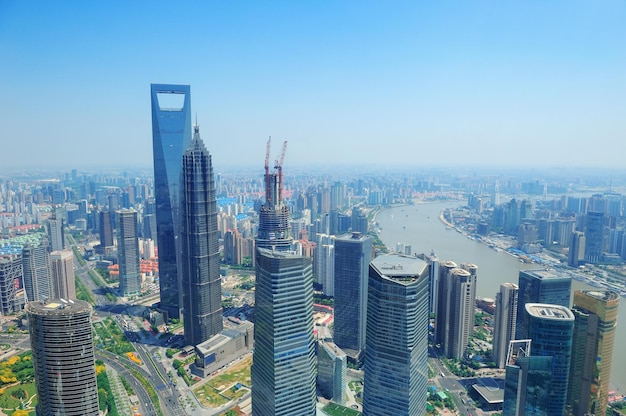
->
[264,137,271,205]
[275,141,288,204]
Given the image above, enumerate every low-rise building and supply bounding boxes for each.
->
[192,321,254,378]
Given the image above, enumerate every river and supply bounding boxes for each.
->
[375,201,626,394]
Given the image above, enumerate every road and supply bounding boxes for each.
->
[96,349,158,416]
[429,351,481,416]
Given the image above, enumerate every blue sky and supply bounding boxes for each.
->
[1,1,625,171]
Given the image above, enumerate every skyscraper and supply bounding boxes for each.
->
[515,269,571,339]
[22,244,51,302]
[98,210,114,250]
[0,255,21,315]
[117,209,141,297]
[314,233,335,296]
[525,303,574,415]
[47,215,65,252]
[252,248,316,416]
[435,262,478,359]
[251,140,316,416]
[584,211,605,264]
[49,249,76,300]
[333,232,372,362]
[26,299,99,416]
[567,290,619,416]
[363,253,430,416]
[503,340,554,416]
[568,231,586,267]
[493,283,519,369]
[151,83,192,319]
[180,124,222,346]
[317,340,347,405]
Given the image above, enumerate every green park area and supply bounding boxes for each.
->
[0,352,37,415]
[322,402,362,416]
[193,355,252,408]
[93,317,135,356]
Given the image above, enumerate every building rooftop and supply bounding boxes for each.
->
[370,253,428,284]
[25,298,91,315]
[525,303,574,320]
[196,321,253,355]
[579,290,620,302]
[521,269,570,281]
[472,378,505,404]
[319,341,346,358]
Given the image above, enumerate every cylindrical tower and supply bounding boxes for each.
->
[26,299,99,416]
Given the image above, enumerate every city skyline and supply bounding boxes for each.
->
[2,2,626,170]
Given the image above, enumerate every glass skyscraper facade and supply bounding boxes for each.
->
[22,244,51,302]
[568,290,619,416]
[180,124,223,346]
[504,353,554,416]
[117,209,141,297]
[524,303,574,415]
[493,283,519,369]
[333,232,372,361]
[251,248,316,416]
[363,253,430,416]
[151,83,192,319]
[516,269,572,339]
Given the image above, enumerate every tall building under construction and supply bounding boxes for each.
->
[251,139,316,416]
[255,139,291,251]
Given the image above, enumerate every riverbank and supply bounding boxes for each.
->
[376,202,626,394]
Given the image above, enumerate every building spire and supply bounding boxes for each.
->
[193,113,199,135]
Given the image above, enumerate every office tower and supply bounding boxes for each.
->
[22,244,52,302]
[567,290,619,416]
[26,299,99,416]
[351,207,368,234]
[515,269,571,339]
[142,238,155,260]
[117,209,141,297]
[317,340,347,405]
[256,139,291,251]
[503,340,554,416]
[525,303,574,415]
[47,215,65,251]
[252,141,316,416]
[49,250,76,300]
[363,254,430,416]
[180,124,223,345]
[251,249,316,416]
[435,262,477,359]
[151,83,192,319]
[314,233,335,296]
[428,251,440,315]
[584,211,605,264]
[333,232,373,362]
[224,229,244,265]
[568,231,586,267]
[0,255,21,315]
[493,283,518,369]
[99,210,114,248]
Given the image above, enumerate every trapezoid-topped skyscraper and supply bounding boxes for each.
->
[180,123,223,346]
[151,84,192,319]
